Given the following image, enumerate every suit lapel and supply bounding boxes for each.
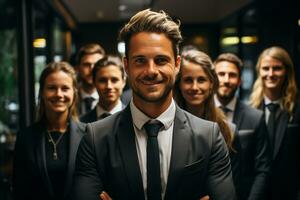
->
[35,122,54,198]
[117,106,145,200]
[273,110,288,159]
[233,101,245,130]
[63,120,85,199]
[165,107,190,200]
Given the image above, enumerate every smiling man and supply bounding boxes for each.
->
[72,9,235,200]
[80,56,126,123]
[214,53,270,200]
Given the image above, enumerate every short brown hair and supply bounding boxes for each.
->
[119,9,182,58]
[76,43,105,65]
[214,53,243,77]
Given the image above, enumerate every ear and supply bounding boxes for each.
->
[175,55,181,75]
[123,57,129,75]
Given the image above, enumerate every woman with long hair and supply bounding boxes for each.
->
[13,62,86,200]
[249,46,300,200]
[174,49,234,150]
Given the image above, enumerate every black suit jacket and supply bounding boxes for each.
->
[259,101,300,200]
[13,120,86,200]
[72,105,236,200]
[230,101,271,200]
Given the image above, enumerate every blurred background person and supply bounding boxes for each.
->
[80,56,126,123]
[249,46,300,200]
[76,43,105,115]
[214,53,270,200]
[13,62,86,200]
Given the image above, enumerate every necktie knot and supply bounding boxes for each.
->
[144,121,163,137]
[99,112,111,119]
[267,103,279,113]
[84,97,95,112]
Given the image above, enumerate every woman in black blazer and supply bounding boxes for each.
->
[13,62,86,200]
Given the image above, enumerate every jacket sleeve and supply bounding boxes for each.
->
[71,124,104,200]
[207,123,237,200]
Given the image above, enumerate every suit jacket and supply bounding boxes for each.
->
[259,100,300,200]
[13,120,86,200]
[230,101,271,200]
[72,105,236,200]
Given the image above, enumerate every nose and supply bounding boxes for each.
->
[56,88,63,97]
[107,80,113,89]
[146,60,158,74]
[268,68,274,76]
[224,74,230,82]
[191,80,198,90]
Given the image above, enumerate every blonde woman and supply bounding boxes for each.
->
[250,46,300,200]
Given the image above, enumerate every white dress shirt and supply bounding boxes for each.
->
[130,99,176,200]
[214,95,237,122]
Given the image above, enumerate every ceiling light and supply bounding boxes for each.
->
[119,5,127,11]
[241,36,258,44]
[33,38,46,48]
[221,37,239,45]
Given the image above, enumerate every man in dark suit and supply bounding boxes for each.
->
[249,46,300,200]
[75,43,105,115]
[80,56,126,123]
[214,53,271,200]
[72,9,236,200]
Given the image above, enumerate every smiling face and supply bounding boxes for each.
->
[124,32,180,109]
[42,71,75,118]
[94,65,125,109]
[259,55,286,93]
[215,61,240,103]
[179,61,212,108]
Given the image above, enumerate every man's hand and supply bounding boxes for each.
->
[200,195,210,200]
[99,191,112,200]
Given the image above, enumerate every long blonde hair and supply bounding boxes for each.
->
[174,50,233,150]
[249,46,297,116]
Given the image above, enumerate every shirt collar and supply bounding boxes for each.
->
[96,100,123,118]
[214,95,237,112]
[264,95,282,106]
[130,99,176,131]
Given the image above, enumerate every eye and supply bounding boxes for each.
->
[261,66,269,71]
[217,72,225,77]
[111,77,120,83]
[134,57,146,65]
[155,56,169,65]
[62,86,71,91]
[97,78,107,83]
[273,66,284,71]
[197,77,207,83]
[229,73,238,78]
[182,77,193,84]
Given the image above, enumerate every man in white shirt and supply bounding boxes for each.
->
[76,43,105,115]
[80,56,126,123]
[72,9,235,200]
[214,53,270,200]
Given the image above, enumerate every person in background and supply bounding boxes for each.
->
[249,46,300,200]
[80,56,126,123]
[13,62,86,200]
[214,53,270,200]
[76,43,105,115]
[72,9,235,200]
[173,49,234,150]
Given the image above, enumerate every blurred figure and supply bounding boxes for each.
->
[13,62,86,200]
[80,56,126,123]
[76,43,105,115]
[214,53,270,200]
[249,46,300,200]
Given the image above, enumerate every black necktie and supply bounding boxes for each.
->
[267,103,279,148]
[84,97,94,112]
[144,121,163,200]
[98,112,111,119]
